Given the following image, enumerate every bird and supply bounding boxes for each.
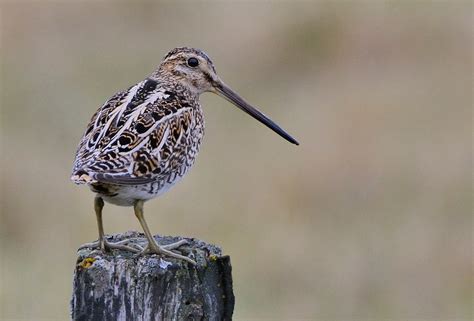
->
[71,47,299,265]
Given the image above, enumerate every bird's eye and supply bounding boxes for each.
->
[187,57,199,68]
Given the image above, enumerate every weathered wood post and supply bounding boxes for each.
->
[71,231,234,321]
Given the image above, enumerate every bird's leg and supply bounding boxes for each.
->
[133,200,196,265]
[95,196,106,250]
[79,196,141,253]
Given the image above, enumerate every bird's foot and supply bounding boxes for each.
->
[79,238,142,253]
[138,239,196,265]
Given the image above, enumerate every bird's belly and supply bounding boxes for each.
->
[94,178,180,207]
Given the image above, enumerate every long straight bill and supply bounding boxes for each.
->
[215,83,299,145]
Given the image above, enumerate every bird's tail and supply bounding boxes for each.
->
[71,169,95,185]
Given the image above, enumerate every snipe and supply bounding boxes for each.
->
[72,47,299,264]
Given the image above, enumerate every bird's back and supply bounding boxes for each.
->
[72,78,205,196]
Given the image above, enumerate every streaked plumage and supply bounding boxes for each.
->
[72,77,203,206]
[72,47,298,264]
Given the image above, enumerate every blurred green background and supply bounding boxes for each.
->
[0,1,471,320]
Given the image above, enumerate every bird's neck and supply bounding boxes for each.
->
[150,69,201,99]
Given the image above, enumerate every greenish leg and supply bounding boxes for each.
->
[134,200,196,265]
[79,196,141,253]
[94,196,106,250]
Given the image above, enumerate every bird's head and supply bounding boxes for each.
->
[154,47,299,145]
[155,47,218,94]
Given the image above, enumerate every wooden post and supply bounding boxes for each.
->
[71,231,234,321]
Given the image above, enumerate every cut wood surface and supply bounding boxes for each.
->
[71,231,234,321]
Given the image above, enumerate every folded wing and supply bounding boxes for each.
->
[72,79,200,186]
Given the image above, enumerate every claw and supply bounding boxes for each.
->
[135,239,195,265]
[161,239,188,250]
[79,239,141,253]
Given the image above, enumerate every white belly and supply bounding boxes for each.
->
[95,170,187,207]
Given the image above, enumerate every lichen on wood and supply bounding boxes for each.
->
[71,231,234,321]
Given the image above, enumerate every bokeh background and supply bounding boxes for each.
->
[0,1,471,320]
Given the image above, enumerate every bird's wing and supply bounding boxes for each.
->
[72,78,200,185]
